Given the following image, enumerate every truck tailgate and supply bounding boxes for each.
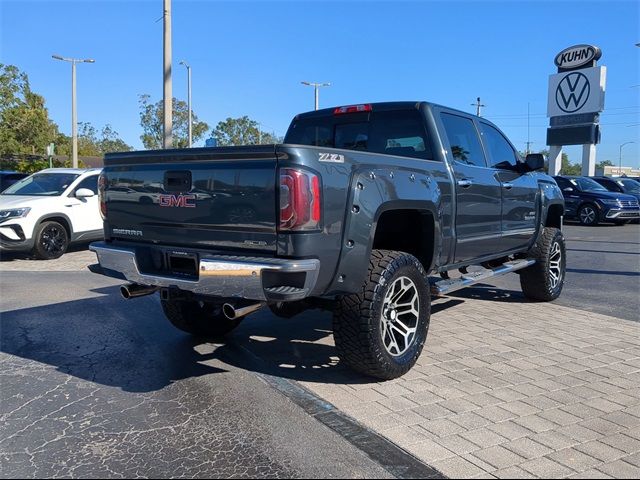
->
[103,147,278,252]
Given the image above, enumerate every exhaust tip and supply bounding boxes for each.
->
[120,283,158,299]
[222,303,236,320]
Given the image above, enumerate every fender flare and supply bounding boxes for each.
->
[325,166,442,295]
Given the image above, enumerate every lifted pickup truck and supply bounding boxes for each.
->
[90,101,565,379]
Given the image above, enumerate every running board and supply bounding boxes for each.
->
[431,259,535,296]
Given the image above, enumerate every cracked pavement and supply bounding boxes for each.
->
[1,223,638,478]
[0,270,392,479]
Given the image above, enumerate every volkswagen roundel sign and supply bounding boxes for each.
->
[556,72,590,113]
[548,66,606,117]
[554,44,602,70]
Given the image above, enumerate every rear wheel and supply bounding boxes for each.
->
[333,250,431,380]
[32,221,69,260]
[578,204,599,226]
[161,299,242,337]
[520,227,566,301]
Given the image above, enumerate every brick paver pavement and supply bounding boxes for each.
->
[292,296,640,479]
[3,249,638,478]
[0,248,94,272]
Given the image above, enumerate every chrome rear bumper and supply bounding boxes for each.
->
[89,242,320,301]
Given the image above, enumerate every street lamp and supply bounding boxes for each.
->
[301,81,331,111]
[52,55,95,169]
[619,141,635,176]
[179,60,192,148]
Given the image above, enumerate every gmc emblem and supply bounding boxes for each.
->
[159,194,196,208]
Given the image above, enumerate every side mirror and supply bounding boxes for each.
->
[75,188,95,198]
[525,153,545,172]
[563,187,574,193]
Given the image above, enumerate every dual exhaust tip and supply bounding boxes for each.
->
[120,283,265,320]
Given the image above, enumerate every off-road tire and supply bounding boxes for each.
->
[578,203,599,226]
[520,227,566,301]
[333,250,431,380]
[161,299,242,337]
[32,220,69,260]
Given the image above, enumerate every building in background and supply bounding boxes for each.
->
[597,165,640,177]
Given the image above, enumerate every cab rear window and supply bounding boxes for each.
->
[285,109,433,159]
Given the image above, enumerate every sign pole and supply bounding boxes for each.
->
[581,144,597,176]
[548,146,562,175]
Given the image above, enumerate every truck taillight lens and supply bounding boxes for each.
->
[98,173,107,220]
[279,168,321,231]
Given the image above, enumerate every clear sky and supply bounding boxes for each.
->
[1,0,639,167]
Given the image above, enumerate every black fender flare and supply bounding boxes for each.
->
[325,166,442,295]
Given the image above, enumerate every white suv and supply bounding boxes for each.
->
[0,168,103,259]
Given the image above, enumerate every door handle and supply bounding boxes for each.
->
[457,179,473,188]
[501,182,514,190]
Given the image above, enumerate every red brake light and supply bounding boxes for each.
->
[279,168,321,231]
[98,173,107,219]
[333,104,372,115]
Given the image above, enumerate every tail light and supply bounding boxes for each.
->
[279,168,321,231]
[333,104,372,115]
[98,173,107,220]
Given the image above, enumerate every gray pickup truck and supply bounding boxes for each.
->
[90,101,565,379]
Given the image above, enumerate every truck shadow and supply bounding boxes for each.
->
[0,287,226,393]
[0,283,533,390]
[440,283,527,303]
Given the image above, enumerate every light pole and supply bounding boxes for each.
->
[619,141,635,176]
[163,0,173,148]
[52,55,94,169]
[179,60,192,147]
[301,81,330,110]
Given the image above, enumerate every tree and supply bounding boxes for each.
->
[212,116,282,146]
[77,122,101,156]
[99,124,132,153]
[596,159,614,171]
[0,64,28,111]
[73,122,132,156]
[560,153,581,176]
[0,64,58,156]
[138,94,209,149]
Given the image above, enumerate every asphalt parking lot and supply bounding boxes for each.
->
[1,223,638,478]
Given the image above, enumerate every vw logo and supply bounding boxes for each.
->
[556,72,590,113]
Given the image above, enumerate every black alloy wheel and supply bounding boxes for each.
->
[33,221,69,260]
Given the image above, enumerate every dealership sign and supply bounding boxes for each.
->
[547,66,606,117]
[554,44,602,70]
[547,44,605,146]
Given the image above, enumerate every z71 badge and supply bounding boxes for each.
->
[319,152,345,163]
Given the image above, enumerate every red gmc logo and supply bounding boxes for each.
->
[159,194,196,208]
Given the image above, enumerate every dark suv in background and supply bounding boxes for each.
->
[0,171,29,192]
[553,176,640,226]
[591,176,640,201]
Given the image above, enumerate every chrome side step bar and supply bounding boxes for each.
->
[431,259,535,296]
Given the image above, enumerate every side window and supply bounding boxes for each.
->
[607,181,622,192]
[480,123,519,167]
[440,113,487,168]
[554,177,571,190]
[74,175,99,195]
